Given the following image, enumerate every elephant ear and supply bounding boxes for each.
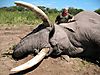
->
[59,22,77,32]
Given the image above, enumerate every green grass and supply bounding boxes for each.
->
[0,10,59,27]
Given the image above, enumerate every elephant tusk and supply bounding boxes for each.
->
[14,1,51,26]
[11,48,49,73]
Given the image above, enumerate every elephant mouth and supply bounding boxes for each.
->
[11,48,50,73]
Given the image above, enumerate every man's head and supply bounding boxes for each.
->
[62,8,69,16]
[63,8,68,12]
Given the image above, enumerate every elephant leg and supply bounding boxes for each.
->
[61,55,70,62]
[68,45,84,57]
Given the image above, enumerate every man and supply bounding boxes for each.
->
[55,8,74,24]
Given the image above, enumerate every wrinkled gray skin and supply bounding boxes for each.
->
[12,11,100,60]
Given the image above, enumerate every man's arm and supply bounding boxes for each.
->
[68,14,75,22]
[68,13,73,19]
[55,15,61,24]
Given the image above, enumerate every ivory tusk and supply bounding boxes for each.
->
[11,48,49,73]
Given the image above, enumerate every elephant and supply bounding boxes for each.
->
[11,1,100,73]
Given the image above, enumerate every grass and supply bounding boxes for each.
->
[0,10,59,27]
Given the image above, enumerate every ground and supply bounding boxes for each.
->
[0,26,100,75]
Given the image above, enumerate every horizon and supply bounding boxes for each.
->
[0,0,100,11]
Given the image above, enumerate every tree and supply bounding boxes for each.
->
[47,8,59,13]
[95,8,100,15]
[68,7,83,16]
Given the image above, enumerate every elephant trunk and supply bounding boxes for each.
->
[11,48,50,73]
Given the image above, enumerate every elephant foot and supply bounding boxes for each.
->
[61,55,70,62]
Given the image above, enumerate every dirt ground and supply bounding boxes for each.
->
[0,26,100,75]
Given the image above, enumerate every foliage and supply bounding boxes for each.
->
[0,6,26,11]
[94,8,100,15]
[0,6,99,27]
[68,7,84,16]
[0,6,59,27]
[0,10,41,26]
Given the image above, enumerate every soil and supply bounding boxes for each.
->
[0,26,100,75]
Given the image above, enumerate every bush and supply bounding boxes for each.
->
[95,8,100,15]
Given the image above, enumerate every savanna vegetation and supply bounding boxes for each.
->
[0,6,99,27]
[0,6,59,27]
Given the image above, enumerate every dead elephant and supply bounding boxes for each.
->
[11,1,100,73]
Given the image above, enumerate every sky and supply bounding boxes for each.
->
[0,0,100,11]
